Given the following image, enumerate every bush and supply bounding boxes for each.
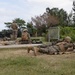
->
[60,27,75,42]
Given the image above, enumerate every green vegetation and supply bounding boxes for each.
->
[31,37,46,42]
[60,27,75,41]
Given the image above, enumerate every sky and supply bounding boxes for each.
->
[0,0,73,31]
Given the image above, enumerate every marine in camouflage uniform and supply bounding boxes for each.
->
[20,29,31,44]
[39,43,59,55]
[11,21,18,40]
[38,36,74,55]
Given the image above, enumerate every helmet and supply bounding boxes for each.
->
[23,29,28,32]
[64,36,71,42]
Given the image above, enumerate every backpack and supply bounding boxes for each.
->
[21,32,29,40]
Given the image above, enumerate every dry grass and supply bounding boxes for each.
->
[0,49,75,75]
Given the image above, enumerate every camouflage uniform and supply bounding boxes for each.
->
[11,22,18,40]
[39,44,59,55]
[56,36,73,53]
[39,36,73,55]
[20,29,31,44]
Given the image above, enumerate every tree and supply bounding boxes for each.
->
[58,9,68,26]
[46,7,68,27]
[13,18,26,29]
[31,12,59,36]
[4,18,26,37]
[5,18,26,30]
[72,1,75,25]
[26,22,37,36]
[67,11,73,26]
[1,29,12,38]
[31,15,47,36]
[4,22,12,29]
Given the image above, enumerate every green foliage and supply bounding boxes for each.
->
[4,18,26,37]
[46,7,68,26]
[4,22,12,28]
[73,1,75,24]
[13,18,26,29]
[27,22,36,36]
[1,29,12,37]
[5,18,26,29]
[31,37,46,42]
[60,27,75,41]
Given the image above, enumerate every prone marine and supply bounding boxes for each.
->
[27,36,74,56]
